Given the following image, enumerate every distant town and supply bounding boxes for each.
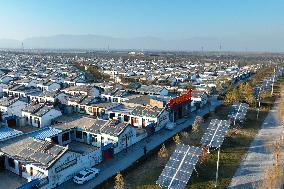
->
[0,50,283,189]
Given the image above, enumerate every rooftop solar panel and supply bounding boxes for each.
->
[30,151,54,165]
[28,140,44,150]
[156,144,201,189]
[48,145,63,156]
[200,119,230,148]
[18,148,34,158]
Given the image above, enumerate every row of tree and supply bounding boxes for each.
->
[74,61,110,82]
[224,66,275,106]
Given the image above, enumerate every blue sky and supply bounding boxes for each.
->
[0,0,283,51]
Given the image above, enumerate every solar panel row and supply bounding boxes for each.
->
[228,103,249,123]
[200,119,230,148]
[156,144,201,189]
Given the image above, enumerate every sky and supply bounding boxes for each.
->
[0,0,283,51]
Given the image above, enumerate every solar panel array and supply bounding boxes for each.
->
[254,67,284,97]
[156,144,201,189]
[200,119,230,148]
[228,103,249,123]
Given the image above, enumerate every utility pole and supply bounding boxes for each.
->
[271,67,276,96]
[257,90,261,119]
[234,103,242,126]
[215,148,220,188]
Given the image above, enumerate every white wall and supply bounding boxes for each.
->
[48,83,61,91]
[7,101,27,117]
[155,109,169,132]
[40,109,62,128]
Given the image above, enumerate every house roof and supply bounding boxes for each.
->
[0,97,18,107]
[0,127,23,141]
[53,115,131,136]
[137,85,166,94]
[0,136,67,169]
[28,127,63,140]
[22,103,58,117]
[131,106,163,118]
[22,103,44,114]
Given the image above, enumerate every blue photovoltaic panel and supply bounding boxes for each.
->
[156,144,201,189]
[200,119,230,148]
[228,103,249,123]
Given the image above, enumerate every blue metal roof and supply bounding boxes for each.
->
[0,127,22,141]
[16,179,40,189]
[102,143,113,151]
[29,127,63,140]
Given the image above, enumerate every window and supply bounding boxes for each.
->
[62,132,70,142]
[92,135,97,142]
[21,165,27,172]
[8,158,15,168]
[76,131,82,139]
[34,118,39,124]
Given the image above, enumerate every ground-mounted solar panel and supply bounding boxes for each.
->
[156,144,201,189]
[200,119,230,148]
[228,103,249,124]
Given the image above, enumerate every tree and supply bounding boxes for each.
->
[114,172,126,189]
[192,116,203,133]
[190,116,203,143]
[260,90,271,100]
[173,134,181,144]
[181,131,189,139]
[158,143,168,158]
[224,89,238,104]
[246,94,256,106]
[53,98,61,108]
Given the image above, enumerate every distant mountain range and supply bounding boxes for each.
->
[0,34,283,52]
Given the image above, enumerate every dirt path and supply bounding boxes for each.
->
[229,101,282,189]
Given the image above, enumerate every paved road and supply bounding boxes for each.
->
[0,170,27,189]
[229,100,283,189]
[56,97,221,189]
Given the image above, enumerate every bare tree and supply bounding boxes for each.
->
[114,172,126,189]
[173,134,181,144]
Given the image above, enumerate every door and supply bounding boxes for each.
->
[131,117,134,125]
[18,162,22,177]
[30,167,33,176]
[7,118,16,127]
[0,156,5,171]
[93,108,97,117]
[142,118,145,128]
[83,132,88,143]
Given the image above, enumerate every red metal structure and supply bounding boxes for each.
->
[169,89,192,107]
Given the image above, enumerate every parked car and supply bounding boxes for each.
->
[73,168,100,184]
